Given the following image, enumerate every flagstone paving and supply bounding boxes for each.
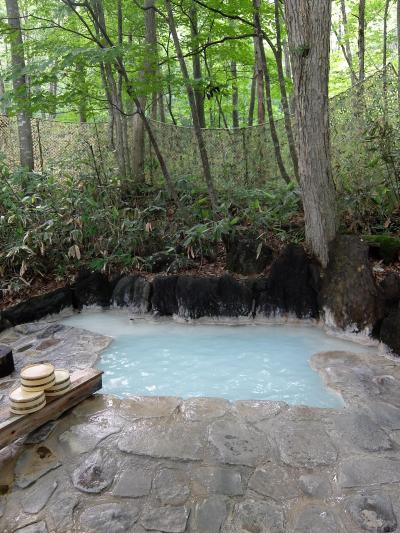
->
[0,319,400,532]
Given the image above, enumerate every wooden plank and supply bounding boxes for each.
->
[0,368,103,450]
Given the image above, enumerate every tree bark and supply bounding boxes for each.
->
[165,0,218,212]
[248,68,256,126]
[253,0,290,184]
[190,4,206,128]
[284,0,337,267]
[231,60,239,128]
[5,0,34,171]
[358,0,366,83]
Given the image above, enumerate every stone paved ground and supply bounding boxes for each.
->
[0,319,400,532]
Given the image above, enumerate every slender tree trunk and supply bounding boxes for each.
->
[49,79,57,119]
[383,0,390,116]
[190,4,206,128]
[132,0,158,183]
[358,0,366,83]
[253,0,290,184]
[159,92,166,122]
[398,0,400,107]
[5,0,34,171]
[253,34,265,124]
[273,0,299,181]
[165,0,218,212]
[248,69,256,126]
[283,39,295,114]
[76,63,88,123]
[340,0,357,86]
[284,0,337,267]
[0,68,7,115]
[231,60,239,128]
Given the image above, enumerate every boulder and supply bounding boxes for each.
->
[380,273,400,308]
[72,271,111,309]
[2,287,73,328]
[152,276,179,316]
[380,308,400,355]
[223,231,274,275]
[112,275,151,313]
[255,244,320,319]
[320,235,382,332]
[176,275,253,319]
[365,235,400,264]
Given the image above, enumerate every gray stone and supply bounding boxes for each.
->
[15,446,61,489]
[299,474,332,498]
[225,499,284,533]
[152,468,190,505]
[25,422,58,445]
[248,464,302,502]
[233,400,287,424]
[72,448,117,493]
[47,492,79,531]
[141,506,189,533]
[208,419,269,466]
[0,497,4,518]
[339,457,400,488]
[59,422,121,454]
[195,496,228,533]
[367,401,400,430]
[118,419,205,461]
[79,502,141,533]
[118,396,181,419]
[14,522,48,533]
[22,476,58,514]
[345,493,397,532]
[180,397,230,421]
[333,412,392,451]
[112,467,152,498]
[191,466,244,496]
[293,506,345,533]
[272,422,337,467]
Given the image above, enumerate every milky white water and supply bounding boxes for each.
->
[62,311,377,407]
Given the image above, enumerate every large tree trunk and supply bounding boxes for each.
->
[358,0,366,83]
[253,0,290,184]
[165,0,218,212]
[5,0,34,171]
[284,0,337,267]
[231,60,239,128]
[190,4,206,128]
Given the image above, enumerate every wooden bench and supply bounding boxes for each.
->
[0,368,103,449]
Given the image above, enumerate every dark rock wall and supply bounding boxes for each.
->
[0,241,398,355]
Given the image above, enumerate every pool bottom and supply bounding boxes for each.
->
[61,312,380,408]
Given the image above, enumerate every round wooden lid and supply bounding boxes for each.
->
[20,363,55,381]
[54,369,70,385]
[9,386,45,403]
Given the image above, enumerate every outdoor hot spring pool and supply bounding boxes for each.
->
[62,311,377,407]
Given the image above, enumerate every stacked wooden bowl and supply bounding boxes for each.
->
[9,363,71,415]
[46,369,71,396]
